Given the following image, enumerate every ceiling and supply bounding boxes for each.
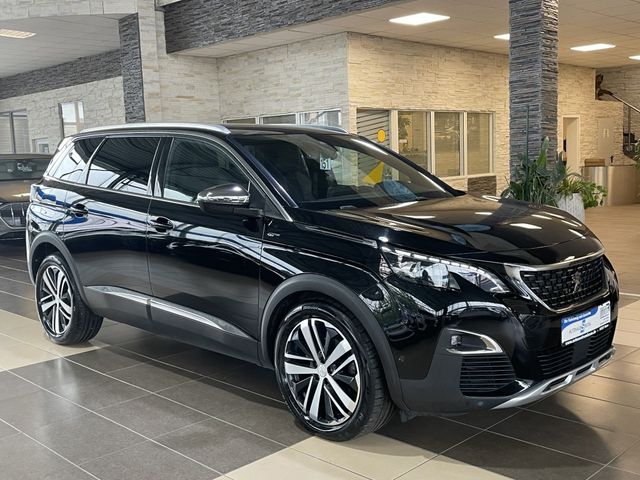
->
[0,15,122,78]
[183,0,640,69]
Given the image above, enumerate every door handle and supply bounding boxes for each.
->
[148,216,174,232]
[68,203,88,217]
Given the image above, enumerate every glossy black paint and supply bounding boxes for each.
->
[26,124,619,416]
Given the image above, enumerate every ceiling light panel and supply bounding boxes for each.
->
[0,29,36,39]
[570,43,615,52]
[494,33,510,40]
[389,12,450,26]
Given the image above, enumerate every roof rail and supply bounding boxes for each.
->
[295,124,349,134]
[80,123,231,135]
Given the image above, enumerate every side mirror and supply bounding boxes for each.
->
[196,183,264,218]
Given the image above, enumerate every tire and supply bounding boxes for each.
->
[274,299,395,441]
[35,253,103,345]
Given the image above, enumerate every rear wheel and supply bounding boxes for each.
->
[274,300,394,441]
[35,254,103,345]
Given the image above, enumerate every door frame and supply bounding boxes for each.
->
[562,115,581,172]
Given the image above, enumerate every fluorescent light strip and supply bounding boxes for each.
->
[389,12,450,26]
[571,43,615,52]
[0,28,36,39]
[494,33,510,41]
[629,55,640,61]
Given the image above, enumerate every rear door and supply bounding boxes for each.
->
[146,135,264,361]
[62,135,161,329]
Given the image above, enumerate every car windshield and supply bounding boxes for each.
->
[233,133,454,210]
[0,158,49,181]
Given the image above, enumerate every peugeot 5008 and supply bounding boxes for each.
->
[26,124,618,441]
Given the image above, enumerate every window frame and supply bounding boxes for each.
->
[0,109,29,154]
[59,101,85,138]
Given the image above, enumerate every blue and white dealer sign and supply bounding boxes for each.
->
[561,301,611,346]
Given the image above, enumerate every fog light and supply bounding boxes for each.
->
[446,329,503,355]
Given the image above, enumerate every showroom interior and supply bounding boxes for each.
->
[1,0,640,479]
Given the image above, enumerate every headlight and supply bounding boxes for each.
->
[380,246,509,294]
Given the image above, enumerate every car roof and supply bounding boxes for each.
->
[0,153,52,160]
[78,122,348,138]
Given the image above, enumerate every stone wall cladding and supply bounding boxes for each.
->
[217,34,349,128]
[0,51,120,101]
[163,0,402,53]
[119,13,146,123]
[0,77,125,151]
[468,176,498,196]
[347,33,511,193]
[509,0,559,177]
[598,66,640,136]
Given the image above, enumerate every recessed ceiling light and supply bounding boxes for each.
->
[0,28,36,39]
[629,55,640,61]
[389,12,450,26]
[494,33,510,41]
[571,43,615,52]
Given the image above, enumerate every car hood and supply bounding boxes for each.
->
[294,194,603,265]
[0,180,33,203]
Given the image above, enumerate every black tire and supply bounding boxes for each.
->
[35,253,103,345]
[274,299,395,441]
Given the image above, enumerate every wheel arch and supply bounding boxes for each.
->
[259,273,406,409]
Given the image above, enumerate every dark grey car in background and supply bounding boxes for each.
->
[0,154,51,240]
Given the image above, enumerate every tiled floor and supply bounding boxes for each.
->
[0,204,639,480]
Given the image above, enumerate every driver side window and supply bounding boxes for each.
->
[163,138,249,202]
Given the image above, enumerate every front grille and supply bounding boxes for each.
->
[520,256,605,310]
[536,326,614,378]
[0,202,27,228]
[460,354,516,396]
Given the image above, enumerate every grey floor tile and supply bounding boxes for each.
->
[118,336,195,359]
[564,375,640,409]
[445,431,602,480]
[158,348,247,377]
[33,412,146,465]
[612,345,639,362]
[156,418,282,473]
[596,360,640,385]
[612,441,640,475]
[0,291,38,320]
[110,361,202,392]
[380,414,480,453]
[591,467,640,480]
[491,410,638,464]
[66,345,150,373]
[0,433,96,480]
[0,371,41,402]
[444,408,518,429]
[160,377,262,417]
[54,377,148,410]
[94,323,153,345]
[11,357,106,390]
[212,363,282,400]
[528,392,640,436]
[220,396,309,446]
[0,279,34,298]
[622,349,640,365]
[0,389,86,434]
[98,394,208,438]
[0,419,18,439]
[82,440,217,480]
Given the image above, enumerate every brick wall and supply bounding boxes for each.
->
[0,77,125,152]
[217,34,349,128]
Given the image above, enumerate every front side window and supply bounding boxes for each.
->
[86,137,159,194]
[163,139,249,203]
[49,137,103,183]
[234,133,453,210]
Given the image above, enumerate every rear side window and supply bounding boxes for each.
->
[87,137,159,194]
[50,137,102,183]
[162,138,249,202]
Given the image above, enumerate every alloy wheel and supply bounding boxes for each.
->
[282,317,362,429]
[38,265,73,337]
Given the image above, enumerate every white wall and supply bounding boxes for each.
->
[0,77,125,152]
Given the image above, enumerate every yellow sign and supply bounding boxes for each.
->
[377,129,386,143]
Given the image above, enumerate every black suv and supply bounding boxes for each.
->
[27,123,618,441]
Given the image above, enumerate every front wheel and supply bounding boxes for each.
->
[35,254,103,345]
[274,300,394,441]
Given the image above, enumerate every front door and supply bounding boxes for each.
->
[147,136,263,361]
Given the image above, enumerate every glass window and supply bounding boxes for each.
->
[234,133,452,210]
[33,138,50,154]
[163,139,249,203]
[225,118,257,124]
[434,112,461,177]
[398,111,428,170]
[87,137,159,193]
[50,137,103,183]
[300,110,341,127]
[0,110,30,154]
[59,101,85,136]
[467,113,492,175]
[261,114,296,125]
[0,113,11,154]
